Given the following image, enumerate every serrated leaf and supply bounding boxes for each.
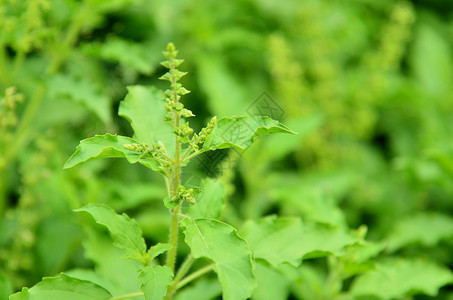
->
[138,265,173,300]
[351,258,453,299]
[180,218,255,300]
[75,204,147,263]
[240,216,357,267]
[63,134,159,170]
[9,274,111,300]
[202,116,295,152]
[385,212,453,252]
[118,85,175,155]
[187,178,225,219]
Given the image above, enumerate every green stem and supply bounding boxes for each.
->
[109,292,144,300]
[166,119,181,272]
[166,254,195,297]
[166,203,180,273]
[165,69,183,300]
[182,150,201,164]
[175,264,215,291]
[173,254,195,285]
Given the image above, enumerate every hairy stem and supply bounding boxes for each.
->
[166,254,195,297]
[166,203,180,273]
[165,84,182,300]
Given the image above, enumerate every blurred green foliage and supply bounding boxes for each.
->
[1,0,453,299]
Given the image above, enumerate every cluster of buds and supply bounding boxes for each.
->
[189,116,217,151]
[160,43,194,144]
[1,87,24,130]
[175,185,197,205]
[174,123,193,143]
[123,141,169,162]
[164,185,198,208]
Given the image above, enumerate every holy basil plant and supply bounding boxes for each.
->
[10,43,295,300]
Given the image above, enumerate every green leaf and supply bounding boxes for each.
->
[187,179,225,219]
[148,243,172,261]
[180,218,255,300]
[385,212,453,252]
[9,274,111,300]
[64,269,115,297]
[138,265,173,300]
[202,116,295,152]
[351,258,453,299]
[240,216,357,267]
[118,85,175,155]
[63,133,160,170]
[75,204,147,263]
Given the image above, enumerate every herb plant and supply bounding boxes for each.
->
[10,43,294,300]
[4,1,453,299]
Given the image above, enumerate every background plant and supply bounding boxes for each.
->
[2,0,453,299]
